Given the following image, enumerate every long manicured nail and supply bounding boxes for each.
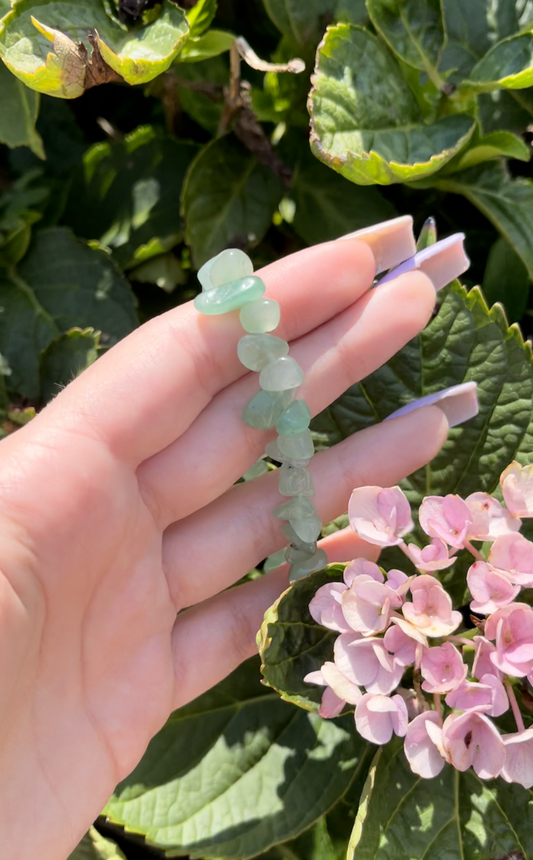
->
[337,215,416,274]
[379,233,469,291]
[384,382,478,428]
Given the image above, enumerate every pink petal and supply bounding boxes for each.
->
[466,492,520,540]
[321,661,362,706]
[479,673,509,718]
[467,560,520,615]
[334,635,379,688]
[472,636,500,680]
[309,582,350,633]
[404,712,446,778]
[344,558,384,586]
[500,461,533,518]
[501,729,533,787]
[384,624,417,666]
[390,694,409,737]
[319,686,345,719]
[355,694,395,744]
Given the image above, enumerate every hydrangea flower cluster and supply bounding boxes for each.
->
[305,461,533,787]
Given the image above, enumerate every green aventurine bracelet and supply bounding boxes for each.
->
[194,247,326,582]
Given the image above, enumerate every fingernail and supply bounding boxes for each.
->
[379,233,469,291]
[384,382,478,428]
[337,215,416,274]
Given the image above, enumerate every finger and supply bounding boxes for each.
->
[40,239,375,465]
[139,271,436,525]
[319,528,380,563]
[164,406,448,609]
[171,567,290,710]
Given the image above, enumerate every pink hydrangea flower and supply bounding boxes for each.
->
[420,642,467,693]
[467,560,520,615]
[348,485,413,547]
[445,673,508,717]
[441,711,505,779]
[419,494,472,549]
[344,558,384,586]
[501,729,533,788]
[402,574,462,637]
[385,568,411,596]
[465,492,520,540]
[334,633,403,695]
[404,712,446,778]
[341,577,396,636]
[472,636,501,680]
[384,623,418,666]
[489,533,533,587]
[309,582,351,633]
[355,693,408,745]
[500,461,533,518]
[485,603,533,677]
[304,661,362,718]
[405,538,456,572]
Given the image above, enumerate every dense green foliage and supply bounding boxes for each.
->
[2,0,533,857]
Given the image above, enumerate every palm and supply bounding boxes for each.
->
[0,239,447,859]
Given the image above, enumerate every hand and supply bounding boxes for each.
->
[0,237,448,858]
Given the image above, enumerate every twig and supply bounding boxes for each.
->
[234,37,305,75]
[504,678,525,732]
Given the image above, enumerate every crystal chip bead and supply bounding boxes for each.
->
[240,298,281,333]
[242,390,293,430]
[276,399,311,435]
[273,497,317,520]
[288,548,328,582]
[278,463,315,495]
[277,430,314,460]
[259,356,304,391]
[263,548,288,573]
[210,248,253,287]
[194,276,265,315]
[237,334,289,371]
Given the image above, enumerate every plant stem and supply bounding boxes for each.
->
[504,678,525,732]
[464,540,483,561]
[433,693,442,719]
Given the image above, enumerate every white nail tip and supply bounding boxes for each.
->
[337,215,417,274]
[384,382,479,428]
[379,233,470,291]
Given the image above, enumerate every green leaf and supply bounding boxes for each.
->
[259,565,346,711]
[440,0,533,82]
[312,280,533,511]
[104,656,367,859]
[483,235,531,323]
[290,142,396,244]
[0,59,43,156]
[62,126,198,268]
[366,0,444,76]
[263,0,368,46]
[181,133,283,267]
[463,31,533,93]
[174,55,226,134]
[308,24,475,186]
[39,326,99,403]
[443,129,530,172]
[67,826,126,860]
[129,252,186,293]
[186,0,216,38]
[0,226,137,400]
[433,161,533,279]
[347,741,533,860]
[178,29,234,63]
[478,89,533,135]
[0,0,189,97]
[253,801,366,860]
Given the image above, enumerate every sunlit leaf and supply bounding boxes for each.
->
[309,24,475,185]
[0,59,43,156]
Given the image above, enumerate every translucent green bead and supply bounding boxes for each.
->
[290,514,322,543]
[242,458,269,480]
[263,548,288,573]
[278,463,315,495]
[210,249,253,287]
[194,276,265,315]
[276,399,311,435]
[277,430,314,460]
[273,497,316,520]
[259,356,304,391]
[237,334,289,372]
[288,548,328,582]
[265,439,310,467]
[197,256,216,291]
[282,524,316,554]
[240,298,281,333]
[242,390,293,430]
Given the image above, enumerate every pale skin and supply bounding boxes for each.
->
[0,238,449,858]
